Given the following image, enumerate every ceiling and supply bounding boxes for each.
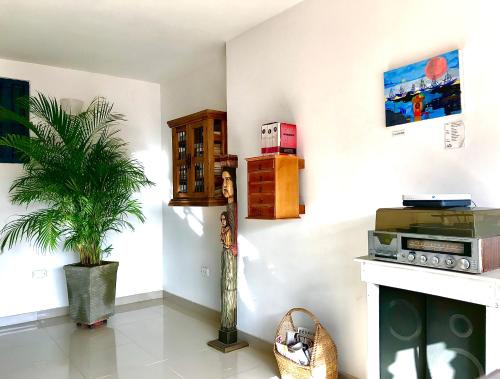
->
[0,0,303,82]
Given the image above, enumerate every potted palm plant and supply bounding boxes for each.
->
[0,93,153,326]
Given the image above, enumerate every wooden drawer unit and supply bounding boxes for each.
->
[248,159,275,172]
[248,170,275,183]
[248,206,275,219]
[246,155,305,219]
[248,193,275,205]
[248,181,275,194]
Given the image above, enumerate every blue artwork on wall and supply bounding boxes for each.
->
[384,50,462,127]
[0,78,30,163]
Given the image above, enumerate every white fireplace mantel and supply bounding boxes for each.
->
[356,256,500,378]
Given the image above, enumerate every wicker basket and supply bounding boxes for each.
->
[274,308,338,379]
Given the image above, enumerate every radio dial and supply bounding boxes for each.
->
[460,259,470,270]
[408,252,416,262]
[432,256,439,265]
[420,255,427,264]
[445,258,455,267]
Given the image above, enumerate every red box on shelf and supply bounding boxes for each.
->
[261,122,297,155]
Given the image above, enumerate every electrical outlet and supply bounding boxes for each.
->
[201,266,210,277]
[32,269,47,279]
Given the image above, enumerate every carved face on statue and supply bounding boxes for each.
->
[220,212,228,227]
[220,211,232,248]
[222,170,234,203]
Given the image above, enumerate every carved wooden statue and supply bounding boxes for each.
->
[208,156,248,352]
[220,169,237,340]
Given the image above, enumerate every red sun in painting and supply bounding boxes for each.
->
[425,56,448,80]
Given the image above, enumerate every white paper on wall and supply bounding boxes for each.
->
[444,120,465,149]
[392,129,405,137]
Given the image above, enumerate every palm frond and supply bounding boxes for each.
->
[0,93,153,265]
[0,208,65,252]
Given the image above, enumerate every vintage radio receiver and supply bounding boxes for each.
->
[368,207,500,274]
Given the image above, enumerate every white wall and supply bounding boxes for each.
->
[161,51,227,309]
[0,59,163,321]
[226,0,500,377]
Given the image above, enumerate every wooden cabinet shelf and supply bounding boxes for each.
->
[167,110,227,207]
[246,155,305,219]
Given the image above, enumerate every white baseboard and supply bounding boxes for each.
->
[115,290,164,306]
[0,312,38,328]
[0,290,164,328]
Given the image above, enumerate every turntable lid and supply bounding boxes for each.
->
[375,207,500,237]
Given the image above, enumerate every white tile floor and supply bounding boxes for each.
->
[0,300,279,379]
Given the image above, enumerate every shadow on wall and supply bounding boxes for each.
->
[237,234,260,314]
[170,206,205,237]
[235,215,373,374]
[162,197,227,308]
[161,177,373,375]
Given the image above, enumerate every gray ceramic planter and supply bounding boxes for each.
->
[63,261,119,325]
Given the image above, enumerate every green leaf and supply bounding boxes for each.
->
[0,93,154,265]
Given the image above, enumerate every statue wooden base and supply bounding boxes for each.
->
[207,338,249,353]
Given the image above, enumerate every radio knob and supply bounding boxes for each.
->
[420,255,427,264]
[460,259,470,270]
[432,256,440,265]
[408,253,416,262]
[445,258,455,267]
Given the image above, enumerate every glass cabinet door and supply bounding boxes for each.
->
[174,127,189,196]
[188,122,208,197]
[213,118,223,197]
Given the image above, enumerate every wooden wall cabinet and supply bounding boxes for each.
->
[246,155,305,219]
[167,110,227,206]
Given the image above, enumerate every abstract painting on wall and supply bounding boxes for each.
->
[384,49,462,127]
[0,78,30,163]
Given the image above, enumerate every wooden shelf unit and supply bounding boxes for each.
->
[246,155,305,219]
[167,110,227,207]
